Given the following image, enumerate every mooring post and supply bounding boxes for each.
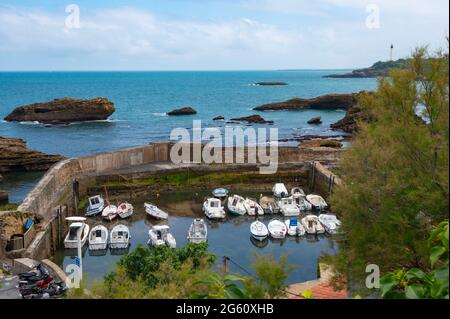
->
[223,256,228,275]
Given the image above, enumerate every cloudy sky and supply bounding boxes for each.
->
[0,0,448,70]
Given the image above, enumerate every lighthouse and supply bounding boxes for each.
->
[390,44,394,61]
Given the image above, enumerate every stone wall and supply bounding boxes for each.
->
[308,161,343,198]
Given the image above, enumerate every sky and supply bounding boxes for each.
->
[0,0,448,70]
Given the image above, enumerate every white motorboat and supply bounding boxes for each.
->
[145,203,168,220]
[301,215,326,235]
[259,196,274,214]
[244,198,264,216]
[318,214,341,234]
[278,197,300,216]
[284,218,305,236]
[102,205,118,221]
[306,194,328,210]
[250,220,269,241]
[212,188,229,204]
[187,219,208,244]
[270,199,281,214]
[85,195,105,217]
[110,224,131,249]
[267,219,287,239]
[148,225,176,248]
[272,183,289,198]
[291,187,313,211]
[203,198,226,219]
[88,225,108,250]
[117,202,134,219]
[227,195,246,216]
[64,218,90,249]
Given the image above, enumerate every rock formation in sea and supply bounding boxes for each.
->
[254,82,288,86]
[299,139,343,149]
[307,116,322,125]
[253,93,360,111]
[230,114,274,124]
[330,106,369,134]
[167,107,197,116]
[0,137,64,173]
[213,115,225,121]
[4,97,115,124]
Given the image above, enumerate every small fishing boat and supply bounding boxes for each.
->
[117,202,134,219]
[244,198,264,216]
[270,199,281,214]
[64,217,90,249]
[227,195,246,216]
[85,195,105,217]
[301,215,326,235]
[102,205,118,221]
[291,187,313,211]
[88,225,108,250]
[212,188,229,204]
[148,225,176,248]
[285,218,305,236]
[250,220,269,241]
[110,224,131,249]
[259,196,274,214]
[306,194,328,210]
[278,197,300,216]
[187,218,208,244]
[267,219,287,239]
[272,183,289,198]
[144,203,168,220]
[203,198,226,219]
[318,214,341,234]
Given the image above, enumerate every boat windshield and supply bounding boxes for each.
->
[68,226,81,240]
[90,197,100,205]
[210,201,219,208]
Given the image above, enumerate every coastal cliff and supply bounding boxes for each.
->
[323,59,409,78]
[4,97,115,124]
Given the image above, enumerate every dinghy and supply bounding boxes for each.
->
[212,188,229,204]
[244,198,264,216]
[88,225,108,250]
[259,196,274,214]
[285,218,305,236]
[318,214,341,234]
[272,183,289,198]
[64,218,90,249]
[85,195,105,217]
[301,215,326,235]
[148,225,176,248]
[306,194,328,210]
[187,219,208,244]
[117,202,134,219]
[267,219,287,239]
[145,203,168,220]
[291,187,313,211]
[203,198,226,219]
[110,224,131,249]
[278,197,300,216]
[227,195,246,216]
[102,205,118,221]
[250,220,269,241]
[270,199,281,214]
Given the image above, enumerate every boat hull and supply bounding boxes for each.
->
[89,243,108,251]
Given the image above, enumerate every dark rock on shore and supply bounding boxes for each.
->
[254,93,359,111]
[4,97,115,124]
[254,82,288,86]
[0,137,64,173]
[230,114,274,124]
[324,59,409,78]
[0,190,8,205]
[167,107,197,116]
[213,115,225,121]
[299,139,343,149]
[307,116,322,125]
[330,106,369,134]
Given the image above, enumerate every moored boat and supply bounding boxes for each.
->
[301,215,326,235]
[273,183,289,198]
[117,202,134,219]
[110,224,131,249]
[203,198,226,219]
[244,198,264,216]
[267,219,287,239]
[145,203,169,220]
[148,225,176,248]
[306,194,328,210]
[102,205,118,221]
[291,187,313,211]
[85,195,105,217]
[227,195,246,216]
[278,197,300,216]
[64,218,90,249]
[187,218,208,244]
[212,188,229,204]
[88,225,108,250]
[250,220,269,241]
[259,196,274,214]
[318,214,341,234]
[285,218,305,236]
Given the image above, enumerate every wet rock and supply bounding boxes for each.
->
[330,106,369,134]
[299,139,343,149]
[307,116,322,125]
[254,82,288,86]
[213,115,225,121]
[167,107,197,116]
[4,97,115,124]
[230,114,274,124]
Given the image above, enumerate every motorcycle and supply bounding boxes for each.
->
[21,282,68,299]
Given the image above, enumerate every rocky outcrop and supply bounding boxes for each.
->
[4,98,115,124]
[307,116,322,125]
[0,191,7,205]
[230,115,274,124]
[0,137,64,173]
[299,139,343,149]
[323,59,409,78]
[330,106,369,134]
[254,82,288,86]
[254,93,359,111]
[213,115,225,121]
[167,107,197,116]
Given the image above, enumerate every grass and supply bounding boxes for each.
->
[0,203,19,212]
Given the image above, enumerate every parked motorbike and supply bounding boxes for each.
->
[21,282,68,299]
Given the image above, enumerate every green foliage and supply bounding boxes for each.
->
[300,290,313,299]
[329,45,449,294]
[0,203,19,212]
[193,273,250,299]
[371,59,409,71]
[380,220,449,299]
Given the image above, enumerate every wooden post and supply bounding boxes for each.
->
[223,256,228,275]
